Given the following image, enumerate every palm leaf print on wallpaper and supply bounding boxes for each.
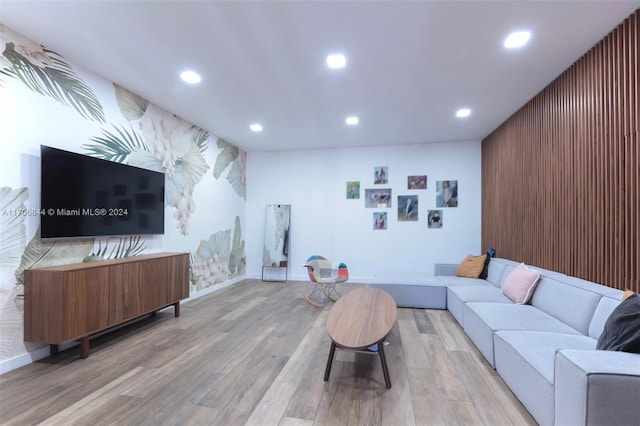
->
[0,25,105,122]
[85,84,215,235]
[214,138,246,200]
[0,187,30,359]
[191,216,246,291]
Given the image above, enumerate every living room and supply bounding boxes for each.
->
[1,2,638,425]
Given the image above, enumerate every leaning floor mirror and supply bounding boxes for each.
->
[262,204,291,281]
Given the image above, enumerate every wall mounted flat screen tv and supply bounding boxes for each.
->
[40,145,165,239]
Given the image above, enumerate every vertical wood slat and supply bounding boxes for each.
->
[481,9,639,293]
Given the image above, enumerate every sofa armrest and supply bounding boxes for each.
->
[434,263,458,276]
[554,349,640,426]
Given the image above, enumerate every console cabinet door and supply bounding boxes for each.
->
[138,257,170,312]
[63,267,110,339]
[109,262,140,323]
[168,254,190,301]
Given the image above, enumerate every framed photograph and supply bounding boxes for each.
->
[436,180,458,207]
[365,188,392,208]
[398,195,418,221]
[407,175,427,189]
[374,166,388,184]
[428,209,443,228]
[346,181,360,199]
[373,212,387,230]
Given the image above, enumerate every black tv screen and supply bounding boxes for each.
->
[40,145,165,239]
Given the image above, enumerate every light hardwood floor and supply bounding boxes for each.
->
[0,280,537,425]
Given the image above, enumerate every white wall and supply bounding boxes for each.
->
[246,141,482,282]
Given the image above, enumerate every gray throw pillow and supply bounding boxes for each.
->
[596,293,640,353]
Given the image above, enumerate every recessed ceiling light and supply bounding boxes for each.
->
[180,70,201,84]
[504,31,531,48]
[456,108,471,118]
[345,116,359,125]
[327,54,346,69]
[250,123,263,132]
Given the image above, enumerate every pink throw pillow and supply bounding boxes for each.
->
[501,263,541,304]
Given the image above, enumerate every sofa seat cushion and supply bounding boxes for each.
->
[465,302,584,334]
[437,276,494,287]
[448,286,512,303]
[463,302,582,366]
[493,331,596,426]
[446,286,512,326]
[495,330,597,384]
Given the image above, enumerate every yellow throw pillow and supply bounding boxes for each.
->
[455,254,488,278]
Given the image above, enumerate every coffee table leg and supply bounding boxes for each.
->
[378,340,391,389]
[324,341,337,382]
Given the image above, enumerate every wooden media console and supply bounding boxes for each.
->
[24,252,190,358]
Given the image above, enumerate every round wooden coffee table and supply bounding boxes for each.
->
[324,287,397,388]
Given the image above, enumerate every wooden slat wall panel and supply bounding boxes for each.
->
[482,10,639,293]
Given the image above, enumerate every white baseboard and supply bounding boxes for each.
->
[183,275,245,302]
[0,276,246,375]
[0,341,78,375]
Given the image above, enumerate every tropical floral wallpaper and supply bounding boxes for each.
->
[0,25,246,364]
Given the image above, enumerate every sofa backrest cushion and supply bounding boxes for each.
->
[589,296,622,339]
[485,260,506,287]
[485,258,520,288]
[530,276,602,335]
[554,275,623,298]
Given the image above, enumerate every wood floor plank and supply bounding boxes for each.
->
[0,280,536,426]
[281,336,332,420]
[182,406,223,426]
[36,367,144,425]
[427,310,473,352]
[412,309,437,334]
[449,350,536,425]
[347,389,382,426]
[378,341,416,426]
[420,334,473,402]
[398,319,428,369]
[245,379,299,426]
[311,361,354,426]
[440,400,485,426]
[279,417,314,426]
[406,366,445,426]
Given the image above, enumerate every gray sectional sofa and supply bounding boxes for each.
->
[373,258,640,426]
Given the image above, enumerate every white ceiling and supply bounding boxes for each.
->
[2,1,639,152]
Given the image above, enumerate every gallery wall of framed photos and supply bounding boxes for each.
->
[347,167,458,231]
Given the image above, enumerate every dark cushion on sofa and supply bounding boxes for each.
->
[596,293,640,353]
[479,254,491,279]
